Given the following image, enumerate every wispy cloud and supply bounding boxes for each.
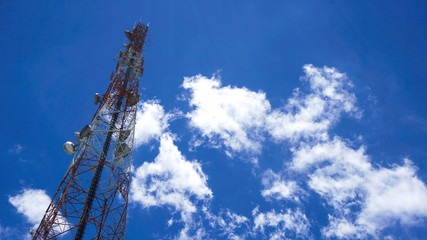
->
[266,64,360,143]
[203,207,250,240]
[252,207,312,240]
[8,144,23,154]
[261,169,304,202]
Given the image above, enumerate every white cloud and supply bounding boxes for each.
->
[266,64,359,142]
[9,144,23,154]
[129,65,427,239]
[176,212,206,240]
[134,100,170,147]
[9,189,69,236]
[0,225,14,240]
[183,74,271,156]
[292,138,427,238]
[132,100,212,239]
[203,207,249,240]
[181,65,359,158]
[359,159,427,231]
[130,133,212,214]
[322,216,362,239]
[261,169,303,202]
[9,189,51,228]
[131,132,212,239]
[252,207,311,239]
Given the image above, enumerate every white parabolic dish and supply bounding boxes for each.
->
[63,141,75,155]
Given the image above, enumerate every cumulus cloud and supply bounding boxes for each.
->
[266,64,359,142]
[130,133,212,213]
[182,74,271,156]
[252,207,311,240]
[134,100,171,147]
[182,65,360,158]
[128,65,427,239]
[359,159,427,231]
[292,138,427,238]
[234,64,427,238]
[8,188,69,237]
[132,100,213,239]
[9,189,51,228]
[131,132,213,239]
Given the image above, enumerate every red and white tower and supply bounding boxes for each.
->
[32,22,149,240]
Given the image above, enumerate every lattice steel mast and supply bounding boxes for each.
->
[32,22,149,240]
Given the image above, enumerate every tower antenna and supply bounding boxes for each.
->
[32,22,149,240]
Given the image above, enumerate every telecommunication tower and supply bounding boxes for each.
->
[32,22,149,239]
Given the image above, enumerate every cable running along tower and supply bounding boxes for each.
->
[33,22,149,240]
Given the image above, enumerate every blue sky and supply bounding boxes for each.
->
[1,1,427,239]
